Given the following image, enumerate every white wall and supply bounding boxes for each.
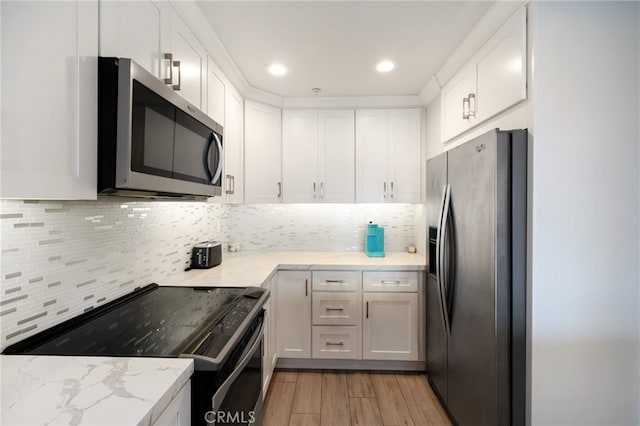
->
[530,2,640,424]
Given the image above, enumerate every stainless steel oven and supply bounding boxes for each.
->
[193,309,264,426]
[3,285,268,426]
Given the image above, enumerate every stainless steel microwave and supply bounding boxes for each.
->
[98,57,223,199]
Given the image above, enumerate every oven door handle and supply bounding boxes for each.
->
[211,320,264,412]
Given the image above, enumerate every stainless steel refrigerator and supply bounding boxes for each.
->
[426,129,527,425]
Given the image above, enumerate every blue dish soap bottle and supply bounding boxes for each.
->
[365,222,385,257]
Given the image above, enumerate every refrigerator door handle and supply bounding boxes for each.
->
[439,184,452,335]
[435,185,450,334]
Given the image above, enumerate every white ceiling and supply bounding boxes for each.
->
[196,1,494,98]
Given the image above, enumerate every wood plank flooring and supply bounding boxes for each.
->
[264,370,452,426]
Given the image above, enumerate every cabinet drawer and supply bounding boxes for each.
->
[312,292,361,326]
[312,326,361,360]
[312,271,360,292]
[363,271,419,292]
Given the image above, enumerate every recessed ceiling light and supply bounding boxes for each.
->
[376,60,395,73]
[266,63,287,76]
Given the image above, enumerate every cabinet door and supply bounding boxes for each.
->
[312,292,361,326]
[363,293,419,361]
[440,62,477,143]
[262,298,273,397]
[99,0,169,80]
[312,326,361,360]
[207,57,225,125]
[282,110,319,203]
[476,6,527,122]
[223,86,244,203]
[318,109,355,203]
[169,8,206,109]
[152,380,191,426]
[276,271,311,358]
[269,274,278,368]
[388,109,422,203]
[355,110,389,203]
[244,100,282,203]
[1,1,97,200]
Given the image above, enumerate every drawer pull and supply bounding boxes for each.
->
[325,280,344,284]
[325,307,344,311]
[326,341,344,346]
[381,280,401,285]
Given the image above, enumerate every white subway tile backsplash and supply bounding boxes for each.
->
[228,204,416,252]
[0,199,229,350]
[0,199,418,350]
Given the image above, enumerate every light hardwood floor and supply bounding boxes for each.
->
[263,370,452,426]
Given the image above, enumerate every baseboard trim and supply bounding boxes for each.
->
[275,358,426,371]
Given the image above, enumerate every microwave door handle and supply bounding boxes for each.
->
[204,134,214,183]
[211,320,264,412]
[211,132,223,184]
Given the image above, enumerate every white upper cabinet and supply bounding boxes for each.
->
[223,86,244,203]
[441,6,527,143]
[99,0,170,80]
[99,1,207,109]
[244,100,283,203]
[388,109,422,203]
[282,109,355,203]
[441,62,477,141]
[169,8,207,109]
[282,110,319,203]
[319,110,356,203]
[1,1,98,200]
[356,109,422,203]
[207,57,225,125]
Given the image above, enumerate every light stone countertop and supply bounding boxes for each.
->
[1,251,424,425]
[159,251,427,288]
[0,355,193,426]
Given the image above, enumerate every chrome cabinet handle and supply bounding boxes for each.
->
[305,278,308,296]
[325,280,344,284]
[390,181,394,200]
[468,93,476,118]
[383,182,387,199]
[320,182,324,199]
[172,60,181,91]
[366,301,369,318]
[325,307,344,311]
[277,182,282,198]
[313,182,317,199]
[462,96,470,120]
[225,174,234,194]
[381,280,400,285]
[326,341,344,346]
[163,53,173,85]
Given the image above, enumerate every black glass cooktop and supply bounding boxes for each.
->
[3,284,265,359]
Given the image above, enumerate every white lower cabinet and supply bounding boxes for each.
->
[312,326,361,360]
[153,380,191,426]
[312,292,361,326]
[262,274,278,397]
[275,271,311,358]
[274,269,421,364]
[362,292,419,361]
